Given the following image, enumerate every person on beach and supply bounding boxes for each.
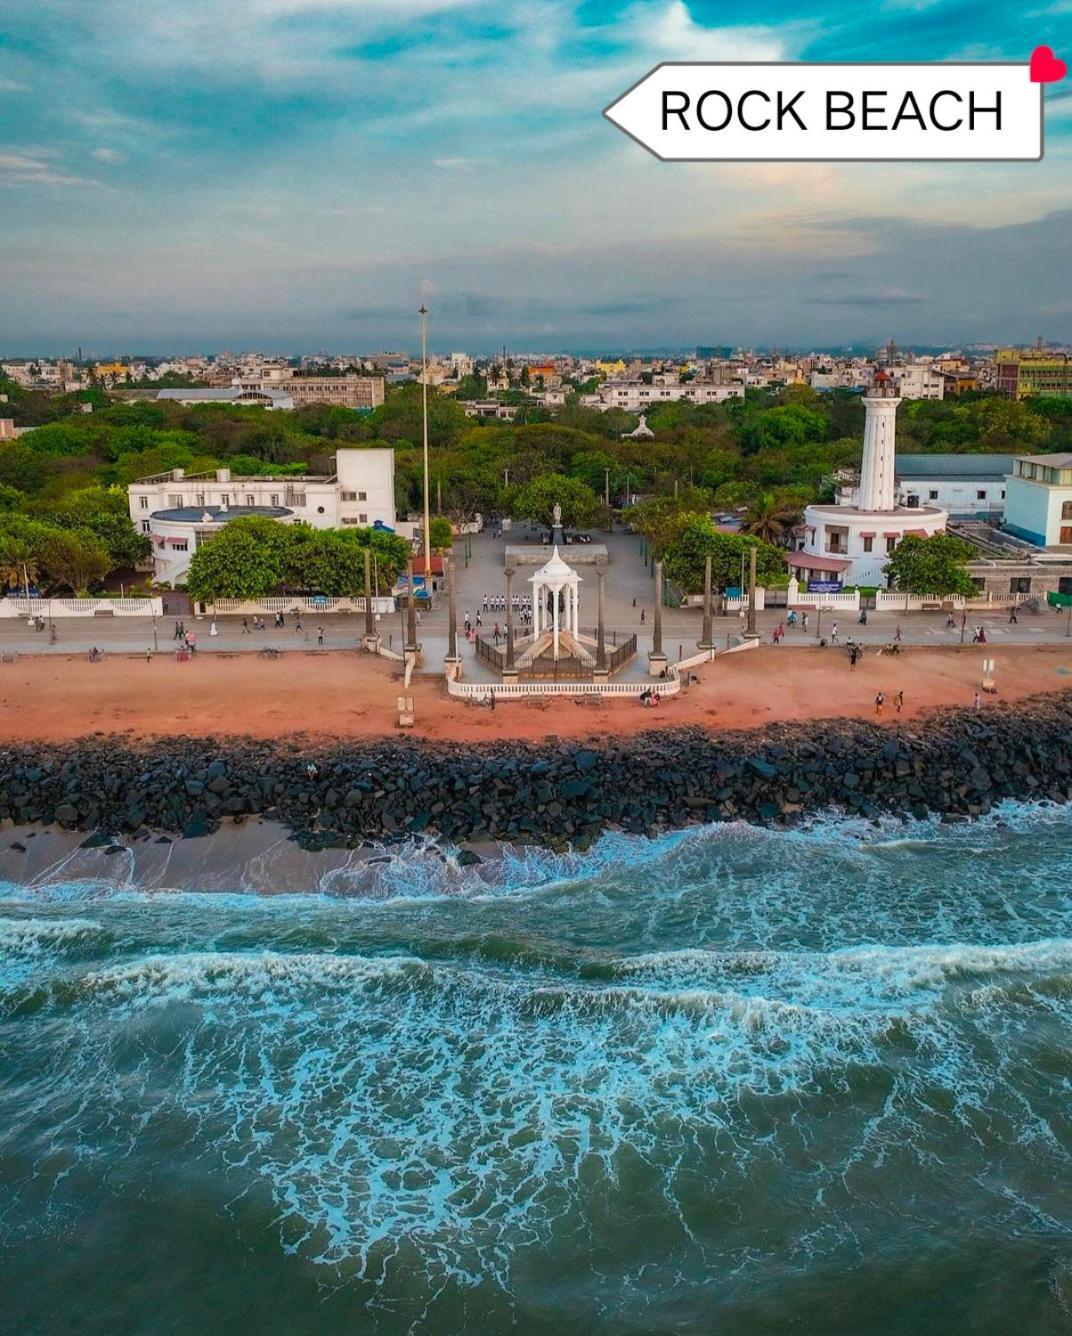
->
[974,690,982,711]
[895,689,904,714]
[145,647,152,663]
[875,691,885,717]
[849,645,859,671]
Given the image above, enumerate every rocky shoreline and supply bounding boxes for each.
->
[1,692,1070,853]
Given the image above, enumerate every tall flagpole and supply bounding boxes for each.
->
[419,304,431,587]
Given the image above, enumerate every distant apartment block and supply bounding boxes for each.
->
[996,349,1072,400]
[1004,454,1072,548]
[585,380,745,412]
[236,371,385,410]
[128,448,396,585]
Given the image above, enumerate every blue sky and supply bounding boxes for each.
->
[1,0,1070,354]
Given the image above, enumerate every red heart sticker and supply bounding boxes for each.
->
[1030,45,1067,83]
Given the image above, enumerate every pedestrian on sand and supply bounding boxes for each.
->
[830,621,839,643]
[875,691,884,717]
[894,625,902,643]
[974,690,982,711]
[317,625,324,646]
[145,647,152,663]
[895,690,904,713]
[1009,608,1018,624]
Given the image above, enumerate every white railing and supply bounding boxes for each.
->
[0,596,163,618]
[875,590,968,611]
[722,589,766,612]
[446,676,681,700]
[209,595,394,616]
[787,588,860,610]
[673,646,719,674]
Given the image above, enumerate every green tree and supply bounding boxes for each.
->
[512,473,601,528]
[36,487,150,567]
[38,529,112,594]
[186,516,291,601]
[429,516,453,550]
[741,493,801,545]
[883,533,976,596]
[663,520,785,595]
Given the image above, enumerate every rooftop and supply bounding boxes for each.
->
[152,505,293,523]
[1014,453,1072,468]
[895,453,1014,480]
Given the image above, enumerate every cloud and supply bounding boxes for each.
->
[0,78,27,92]
[91,147,124,163]
[433,157,474,170]
[0,150,96,187]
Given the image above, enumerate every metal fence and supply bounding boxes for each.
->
[606,633,637,673]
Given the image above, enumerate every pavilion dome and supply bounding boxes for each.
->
[532,545,575,581]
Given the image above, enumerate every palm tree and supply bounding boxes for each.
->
[0,539,38,594]
[742,494,801,546]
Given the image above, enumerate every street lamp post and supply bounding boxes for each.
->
[419,304,432,586]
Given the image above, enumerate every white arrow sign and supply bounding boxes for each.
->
[604,62,1043,161]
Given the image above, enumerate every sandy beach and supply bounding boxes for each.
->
[0,643,1069,743]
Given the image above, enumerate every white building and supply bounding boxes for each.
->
[586,380,744,412]
[791,372,947,588]
[1004,454,1072,549]
[129,449,397,586]
[889,363,945,400]
[835,454,1012,520]
[157,387,294,410]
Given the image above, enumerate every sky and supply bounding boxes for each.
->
[1,0,1071,355]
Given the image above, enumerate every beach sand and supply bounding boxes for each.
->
[0,643,1069,744]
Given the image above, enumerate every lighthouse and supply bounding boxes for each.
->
[858,369,899,511]
[792,367,947,589]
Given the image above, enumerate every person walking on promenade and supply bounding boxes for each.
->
[241,618,250,634]
[801,612,808,632]
[173,620,183,641]
[1009,607,1018,624]
[895,689,904,714]
[894,625,902,644]
[946,612,956,629]
[210,619,219,638]
[317,625,324,646]
[830,621,839,643]
[295,615,303,633]
[145,647,152,663]
[464,610,471,632]
[640,608,646,624]
[875,691,885,718]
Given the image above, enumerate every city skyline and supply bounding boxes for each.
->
[2,0,1071,352]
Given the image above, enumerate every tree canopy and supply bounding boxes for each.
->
[883,533,977,596]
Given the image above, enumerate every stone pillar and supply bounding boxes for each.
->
[595,563,608,678]
[503,566,517,680]
[445,550,460,666]
[699,552,713,650]
[745,545,759,641]
[363,547,379,651]
[649,558,667,674]
[405,559,419,661]
[552,583,560,659]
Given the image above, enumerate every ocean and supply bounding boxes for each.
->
[2,807,1072,1334]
